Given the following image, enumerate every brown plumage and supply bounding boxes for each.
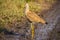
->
[26,11,47,24]
[25,3,47,24]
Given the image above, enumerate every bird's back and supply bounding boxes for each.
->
[26,11,46,24]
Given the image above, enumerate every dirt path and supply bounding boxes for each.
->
[35,1,60,40]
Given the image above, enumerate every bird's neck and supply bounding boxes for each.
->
[25,8,29,13]
[25,3,29,14]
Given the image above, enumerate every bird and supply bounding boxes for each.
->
[25,3,47,24]
[24,3,48,40]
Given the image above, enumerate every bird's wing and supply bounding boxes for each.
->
[26,11,46,24]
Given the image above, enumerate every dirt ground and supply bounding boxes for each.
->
[0,0,60,40]
[35,1,60,40]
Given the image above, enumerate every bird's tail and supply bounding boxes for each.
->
[39,18,48,24]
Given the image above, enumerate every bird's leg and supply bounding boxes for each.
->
[31,23,35,40]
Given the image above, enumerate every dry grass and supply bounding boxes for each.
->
[0,0,57,32]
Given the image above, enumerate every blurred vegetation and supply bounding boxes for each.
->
[0,0,57,31]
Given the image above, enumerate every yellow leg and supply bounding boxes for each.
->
[31,23,35,40]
